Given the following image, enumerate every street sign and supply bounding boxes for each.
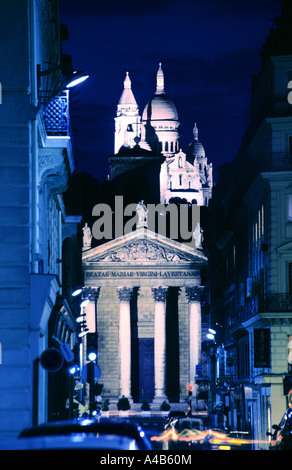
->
[40,348,64,372]
[60,343,74,363]
[82,363,101,383]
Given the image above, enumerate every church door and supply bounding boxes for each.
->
[139,338,154,402]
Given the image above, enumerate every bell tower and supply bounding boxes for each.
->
[114,72,141,154]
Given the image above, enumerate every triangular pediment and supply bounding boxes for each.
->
[82,227,207,265]
[277,240,292,253]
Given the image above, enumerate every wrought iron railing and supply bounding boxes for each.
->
[236,293,292,325]
[40,90,70,137]
[260,152,292,171]
[258,293,292,313]
[251,95,292,125]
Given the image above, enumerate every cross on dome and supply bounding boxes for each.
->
[124,71,131,89]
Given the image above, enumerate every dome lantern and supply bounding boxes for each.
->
[156,62,165,95]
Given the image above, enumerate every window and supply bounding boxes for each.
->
[165,141,168,152]
[179,174,182,185]
[178,156,182,168]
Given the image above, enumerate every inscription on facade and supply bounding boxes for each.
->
[86,270,197,278]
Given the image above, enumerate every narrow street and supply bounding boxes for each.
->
[99,412,271,451]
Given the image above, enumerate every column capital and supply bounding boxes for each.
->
[117,286,134,302]
[83,287,100,301]
[185,285,205,302]
[152,286,168,303]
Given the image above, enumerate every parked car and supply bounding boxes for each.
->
[169,416,204,432]
[268,407,292,450]
[189,428,253,451]
[0,418,152,450]
[166,410,187,421]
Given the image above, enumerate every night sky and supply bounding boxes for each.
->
[59,0,282,184]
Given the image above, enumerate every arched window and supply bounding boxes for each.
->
[165,141,168,152]
[178,156,182,168]
[170,142,173,152]
[179,174,182,185]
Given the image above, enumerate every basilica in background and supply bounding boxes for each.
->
[114,64,213,206]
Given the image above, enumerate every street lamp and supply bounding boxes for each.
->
[72,286,83,297]
[66,70,89,88]
[86,333,98,417]
[38,64,89,105]
[68,364,79,375]
[80,298,89,308]
[78,329,89,338]
[207,328,216,340]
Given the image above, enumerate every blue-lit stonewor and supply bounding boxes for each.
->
[0,0,86,437]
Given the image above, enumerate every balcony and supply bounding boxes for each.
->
[38,89,74,177]
[260,152,292,172]
[40,90,70,137]
[251,95,292,127]
[258,293,292,313]
[236,293,292,324]
[242,94,292,150]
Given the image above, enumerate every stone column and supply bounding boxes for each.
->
[83,287,100,332]
[117,286,133,399]
[152,286,168,403]
[185,286,204,384]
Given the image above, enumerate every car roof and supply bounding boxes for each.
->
[1,434,139,450]
[19,418,152,449]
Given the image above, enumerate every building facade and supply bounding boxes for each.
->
[208,0,292,447]
[0,0,82,437]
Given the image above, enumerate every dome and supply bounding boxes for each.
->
[142,63,179,123]
[186,123,205,162]
[142,93,179,122]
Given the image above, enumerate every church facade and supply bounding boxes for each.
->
[81,64,213,408]
[82,228,207,405]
